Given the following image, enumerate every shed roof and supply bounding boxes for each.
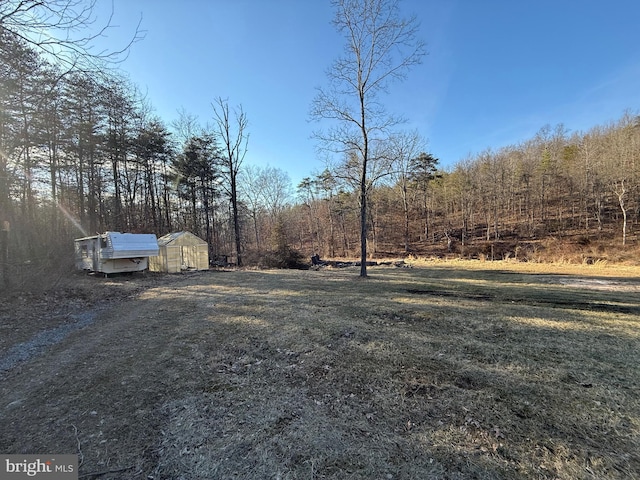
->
[157,231,207,247]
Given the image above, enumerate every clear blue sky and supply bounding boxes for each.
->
[95,0,640,186]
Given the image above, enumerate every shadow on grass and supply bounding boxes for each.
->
[405,286,640,315]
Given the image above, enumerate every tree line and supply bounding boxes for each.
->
[0,11,258,287]
[0,60,251,264]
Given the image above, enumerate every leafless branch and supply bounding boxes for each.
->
[311,0,425,276]
[0,0,145,73]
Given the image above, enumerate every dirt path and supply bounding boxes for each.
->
[0,274,211,477]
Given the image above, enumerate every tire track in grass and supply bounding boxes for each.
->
[0,309,103,376]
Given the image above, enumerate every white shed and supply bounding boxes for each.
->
[75,232,159,275]
[149,231,209,273]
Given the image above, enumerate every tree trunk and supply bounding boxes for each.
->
[359,158,368,277]
[0,222,9,288]
[403,183,410,253]
[359,89,368,277]
[328,202,336,257]
[615,180,627,246]
[231,178,242,267]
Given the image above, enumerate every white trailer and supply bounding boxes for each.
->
[75,232,159,275]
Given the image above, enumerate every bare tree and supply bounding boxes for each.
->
[171,108,201,147]
[311,0,425,277]
[613,180,628,246]
[388,130,427,252]
[0,0,143,72]
[212,97,248,267]
[606,114,640,246]
[240,165,292,252]
[258,165,293,220]
[240,164,267,251]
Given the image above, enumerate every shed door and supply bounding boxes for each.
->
[181,245,193,269]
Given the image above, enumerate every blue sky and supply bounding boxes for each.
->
[95,0,640,186]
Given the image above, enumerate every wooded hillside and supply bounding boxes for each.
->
[293,118,640,263]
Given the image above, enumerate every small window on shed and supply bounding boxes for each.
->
[100,237,107,248]
[81,245,89,257]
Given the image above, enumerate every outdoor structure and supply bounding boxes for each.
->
[75,232,159,275]
[149,231,209,273]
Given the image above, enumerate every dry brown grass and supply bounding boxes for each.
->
[1,263,639,479]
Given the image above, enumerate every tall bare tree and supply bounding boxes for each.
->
[212,97,248,267]
[311,0,425,276]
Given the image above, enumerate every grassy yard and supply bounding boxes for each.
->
[1,260,639,479]
[150,261,640,479]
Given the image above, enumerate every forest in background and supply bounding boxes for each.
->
[1,9,640,293]
[294,115,640,260]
